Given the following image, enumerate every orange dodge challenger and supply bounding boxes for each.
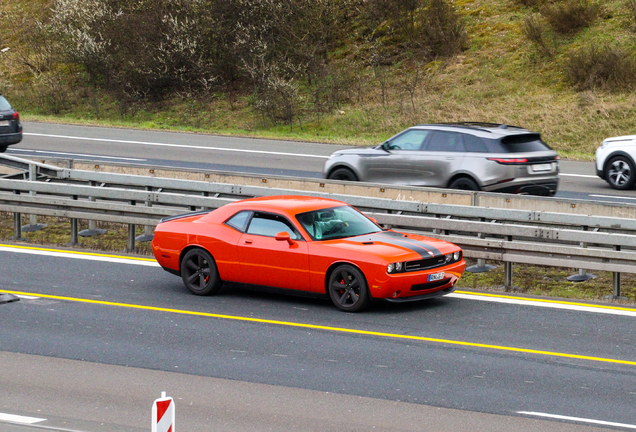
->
[152,196,465,312]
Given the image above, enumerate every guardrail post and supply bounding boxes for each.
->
[21,163,47,233]
[503,235,514,291]
[567,226,595,282]
[128,200,136,252]
[79,181,107,237]
[136,186,154,242]
[611,245,625,300]
[13,211,24,241]
[69,195,79,246]
[467,219,496,273]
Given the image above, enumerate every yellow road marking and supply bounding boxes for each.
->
[2,244,635,313]
[6,289,636,367]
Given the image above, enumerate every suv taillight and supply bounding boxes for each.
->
[12,112,19,121]
[487,158,528,164]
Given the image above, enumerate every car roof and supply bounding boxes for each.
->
[603,135,636,143]
[410,122,536,139]
[223,195,348,216]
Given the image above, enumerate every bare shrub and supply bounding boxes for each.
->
[420,0,468,58]
[309,63,356,120]
[514,0,546,6]
[359,0,467,61]
[34,73,72,114]
[0,8,57,77]
[565,45,636,91]
[627,0,636,32]
[541,0,600,35]
[522,14,554,57]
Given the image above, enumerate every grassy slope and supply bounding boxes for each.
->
[3,0,635,159]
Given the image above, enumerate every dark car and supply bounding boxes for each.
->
[324,122,560,196]
[0,95,22,153]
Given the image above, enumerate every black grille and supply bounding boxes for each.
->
[411,278,452,291]
[404,256,446,272]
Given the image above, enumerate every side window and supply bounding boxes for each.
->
[387,130,429,151]
[425,131,465,153]
[225,210,251,232]
[462,134,489,153]
[246,212,301,239]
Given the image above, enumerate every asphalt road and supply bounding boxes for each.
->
[1,246,635,431]
[6,121,636,204]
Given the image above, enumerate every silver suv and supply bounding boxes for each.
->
[324,123,559,196]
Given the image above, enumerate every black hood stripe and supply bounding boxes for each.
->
[365,231,442,259]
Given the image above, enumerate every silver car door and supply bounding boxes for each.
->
[364,129,430,184]
[413,131,466,187]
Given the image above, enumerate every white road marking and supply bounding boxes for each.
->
[449,293,636,317]
[16,294,39,300]
[9,148,147,162]
[0,412,46,424]
[518,411,636,429]
[24,132,330,159]
[559,173,597,178]
[0,246,159,267]
[589,194,636,201]
[2,245,634,316]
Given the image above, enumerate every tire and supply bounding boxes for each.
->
[328,264,370,312]
[327,167,358,182]
[180,248,223,296]
[606,156,636,190]
[448,177,480,191]
[0,146,7,153]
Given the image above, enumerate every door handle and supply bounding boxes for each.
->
[244,239,253,244]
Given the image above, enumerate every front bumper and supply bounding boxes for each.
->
[369,259,465,300]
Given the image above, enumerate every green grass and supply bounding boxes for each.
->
[2,0,636,158]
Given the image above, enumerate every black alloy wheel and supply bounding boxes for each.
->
[328,265,370,312]
[448,177,480,191]
[606,156,636,190]
[180,248,223,295]
[328,167,358,181]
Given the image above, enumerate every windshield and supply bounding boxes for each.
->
[296,205,382,241]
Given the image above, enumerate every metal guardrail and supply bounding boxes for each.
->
[1,154,635,298]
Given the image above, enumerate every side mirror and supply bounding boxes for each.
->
[369,217,378,225]
[275,231,296,245]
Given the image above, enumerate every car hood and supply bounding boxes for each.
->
[322,230,457,261]
[331,146,383,156]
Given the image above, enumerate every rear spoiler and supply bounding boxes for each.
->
[159,209,211,223]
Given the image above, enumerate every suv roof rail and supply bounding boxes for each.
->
[419,122,527,132]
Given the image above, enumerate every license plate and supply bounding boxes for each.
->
[531,163,552,172]
[0,120,9,127]
[428,272,444,282]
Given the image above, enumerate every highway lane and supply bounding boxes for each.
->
[1,245,636,430]
[7,121,636,203]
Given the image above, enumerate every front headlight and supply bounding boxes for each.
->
[454,251,461,261]
[387,262,405,274]
[444,253,452,263]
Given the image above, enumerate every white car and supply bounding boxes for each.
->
[596,135,636,190]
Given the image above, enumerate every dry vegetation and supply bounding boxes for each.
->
[0,0,633,159]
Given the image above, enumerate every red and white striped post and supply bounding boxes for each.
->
[151,391,175,432]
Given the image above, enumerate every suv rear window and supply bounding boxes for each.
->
[499,134,551,153]
[0,96,12,111]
